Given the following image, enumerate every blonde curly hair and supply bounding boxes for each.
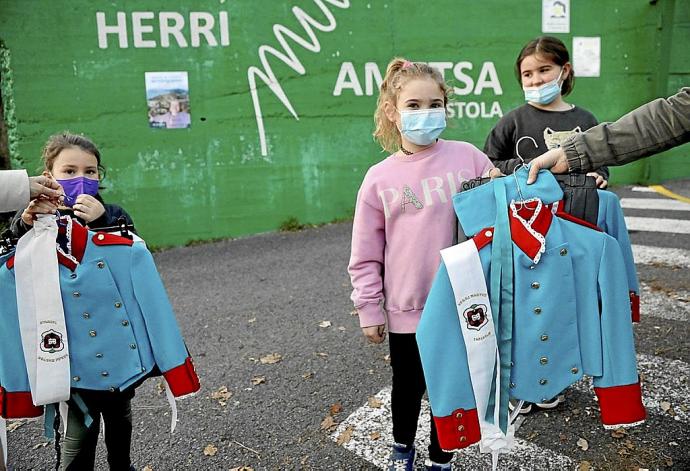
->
[373,58,450,153]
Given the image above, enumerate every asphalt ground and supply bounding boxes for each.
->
[7,181,690,470]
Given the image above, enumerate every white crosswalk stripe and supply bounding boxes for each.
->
[631,186,657,193]
[330,387,575,470]
[632,244,690,268]
[624,217,690,234]
[621,198,690,211]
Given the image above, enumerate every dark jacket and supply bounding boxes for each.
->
[564,87,690,172]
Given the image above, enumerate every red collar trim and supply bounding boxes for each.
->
[509,199,553,263]
[56,219,87,271]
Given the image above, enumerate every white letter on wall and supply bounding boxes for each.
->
[190,12,217,47]
[96,12,128,49]
[219,11,230,46]
[364,62,383,96]
[159,12,188,48]
[333,62,363,96]
[132,12,156,48]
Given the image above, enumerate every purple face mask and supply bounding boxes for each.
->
[56,176,99,207]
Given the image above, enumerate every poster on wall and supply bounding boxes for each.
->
[542,0,570,33]
[572,37,601,77]
[145,71,191,129]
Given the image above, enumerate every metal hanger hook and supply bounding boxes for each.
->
[515,136,539,165]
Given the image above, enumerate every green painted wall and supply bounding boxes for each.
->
[1,0,688,246]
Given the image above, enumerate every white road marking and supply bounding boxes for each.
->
[621,198,690,212]
[631,186,656,193]
[331,387,575,470]
[624,217,690,234]
[639,283,689,322]
[632,244,690,268]
[572,353,690,424]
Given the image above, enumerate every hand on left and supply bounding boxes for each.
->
[73,194,105,223]
[587,172,608,189]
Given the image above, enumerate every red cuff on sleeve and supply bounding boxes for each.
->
[594,381,646,427]
[433,408,481,451]
[0,387,44,419]
[163,357,201,397]
[630,292,640,323]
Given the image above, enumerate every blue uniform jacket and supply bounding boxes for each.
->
[0,221,200,419]
[597,190,640,321]
[416,169,645,452]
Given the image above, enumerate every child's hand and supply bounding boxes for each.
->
[488,168,503,179]
[587,172,608,189]
[21,199,59,226]
[73,194,106,223]
[362,324,386,344]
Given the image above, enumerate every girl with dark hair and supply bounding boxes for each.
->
[484,36,609,188]
[11,131,134,238]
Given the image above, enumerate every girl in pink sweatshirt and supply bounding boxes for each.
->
[347,58,498,471]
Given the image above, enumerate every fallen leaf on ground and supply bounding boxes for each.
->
[368,396,383,409]
[316,352,329,358]
[302,372,314,379]
[660,401,672,413]
[527,431,538,440]
[559,433,568,442]
[611,428,627,438]
[329,402,343,415]
[370,431,381,440]
[338,326,346,331]
[247,318,256,323]
[577,438,589,451]
[7,421,25,432]
[319,320,332,328]
[32,442,49,450]
[665,458,674,467]
[260,353,282,364]
[156,380,165,395]
[251,376,266,385]
[336,426,354,445]
[577,461,591,471]
[320,415,337,431]
[203,444,218,456]
[143,467,153,471]
[210,386,233,406]
[230,467,254,471]
[383,354,391,362]
[350,309,358,316]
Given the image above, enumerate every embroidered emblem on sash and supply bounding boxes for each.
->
[463,304,488,331]
[40,329,65,353]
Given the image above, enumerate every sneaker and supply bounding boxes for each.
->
[509,398,532,415]
[425,459,452,470]
[387,443,415,471]
[535,394,565,409]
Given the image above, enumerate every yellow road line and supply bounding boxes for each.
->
[649,185,690,204]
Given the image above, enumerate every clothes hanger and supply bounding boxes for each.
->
[512,136,539,211]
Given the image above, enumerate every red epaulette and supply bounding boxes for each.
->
[472,227,494,250]
[92,232,134,247]
[555,211,603,232]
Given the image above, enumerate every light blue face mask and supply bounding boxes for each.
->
[523,68,564,105]
[399,108,447,146]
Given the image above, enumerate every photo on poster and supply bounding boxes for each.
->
[145,71,191,129]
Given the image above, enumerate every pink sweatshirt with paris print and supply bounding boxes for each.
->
[348,139,494,333]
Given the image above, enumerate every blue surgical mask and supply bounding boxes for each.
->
[399,108,446,146]
[523,68,564,105]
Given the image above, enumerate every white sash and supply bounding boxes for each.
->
[15,215,71,406]
[441,240,516,467]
